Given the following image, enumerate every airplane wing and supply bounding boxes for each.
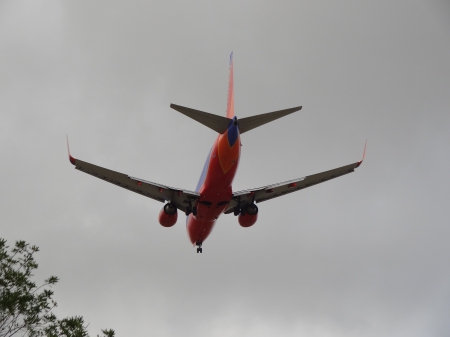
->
[67,140,199,212]
[224,145,366,214]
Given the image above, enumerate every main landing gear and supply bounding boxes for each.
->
[185,206,198,216]
[196,241,203,253]
[233,207,240,216]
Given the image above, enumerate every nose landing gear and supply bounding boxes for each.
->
[196,241,203,253]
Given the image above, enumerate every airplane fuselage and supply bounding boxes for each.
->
[67,53,362,254]
[186,117,241,245]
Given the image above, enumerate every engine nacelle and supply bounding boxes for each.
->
[158,203,178,227]
[238,204,258,227]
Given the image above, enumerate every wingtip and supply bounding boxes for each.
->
[66,135,76,165]
[356,140,367,168]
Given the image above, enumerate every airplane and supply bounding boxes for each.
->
[67,53,365,253]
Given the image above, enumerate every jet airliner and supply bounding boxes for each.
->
[67,53,365,253]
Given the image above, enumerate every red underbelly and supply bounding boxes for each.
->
[186,216,216,244]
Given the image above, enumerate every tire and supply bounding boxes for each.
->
[185,207,191,216]
[234,207,240,216]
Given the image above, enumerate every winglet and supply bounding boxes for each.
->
[356,140,367,168]
[66,135,76,165]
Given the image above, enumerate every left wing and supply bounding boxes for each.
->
[225,145,366,214]
[67,138,199,212]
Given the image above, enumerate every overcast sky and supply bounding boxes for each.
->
[1,1,450,336]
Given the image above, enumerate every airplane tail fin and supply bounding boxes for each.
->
[170,104,231,134]
[226,52,234,118]
[238,106,302,134]
[170,53,300,134]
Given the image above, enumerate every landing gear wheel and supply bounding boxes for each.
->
[192,206,198,216]
[196,241,203,253]
[233,207,240,216]
[185,207,192,216]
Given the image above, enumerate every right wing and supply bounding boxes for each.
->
[225,144,366,214]
[67,139,199,212]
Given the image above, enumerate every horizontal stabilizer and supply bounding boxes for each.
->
[170,104,232,134]
[238,106,302,134]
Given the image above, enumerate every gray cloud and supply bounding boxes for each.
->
[1,0,450,336]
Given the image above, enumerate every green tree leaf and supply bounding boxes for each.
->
[0,238,114,337]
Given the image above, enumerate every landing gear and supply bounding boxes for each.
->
[185,206,198,216]
[233,207,240,216]
[196,241,203,253]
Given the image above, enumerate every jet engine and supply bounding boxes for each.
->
[158,203,178,227]
[238,204,258,227]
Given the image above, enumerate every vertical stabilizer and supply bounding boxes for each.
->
[226,52,234,118]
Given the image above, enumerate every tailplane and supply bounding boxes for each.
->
[170,104,231,134]
[170,103,301,134]
[238,106,302,134]
[170,53,300,134]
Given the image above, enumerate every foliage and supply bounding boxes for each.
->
[0,239,114,337]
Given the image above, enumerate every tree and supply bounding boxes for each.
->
[0,238,114,337]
